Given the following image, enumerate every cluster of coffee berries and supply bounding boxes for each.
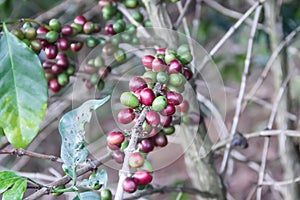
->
[105,44,195,194]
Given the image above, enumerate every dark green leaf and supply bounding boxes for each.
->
[0,23,48,148]
[74,191,101,200]
[0,0,13,19]
[0,171,27,200]
[59,97,110,178]
[80,169,108,188]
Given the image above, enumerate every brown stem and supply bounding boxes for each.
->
[24,153,111,200]
[123,185,218,200]
[0,148,62,163]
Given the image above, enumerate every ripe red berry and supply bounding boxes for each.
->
[160,104,176,116]
[118,108,135,124]
[74,15,87,26]
[70,42,83,52]
[140,88,155,106]
[133,170,153,185]
[44,45,58,59]
[48,78,61,92]
[129,152,144,168]
[113,150,125,163]
[152,58,167,72]
[168,59,182,74]
[138,139,154,153]
[183,67,193,80]
[37,26,49,34]
[42,61,55,69]
[56,57,69,69]
[166,91,183,105]
[178,100,189,113]
[129,77,147,92]
[105,24,116,35]
[146,110,160,127]
[57,38,70,51]
[123,177,137,193]
[156,48,165,55]
[107,131,125,146]
[62,25,73,36]
[142,55,155,69]
[155,133,168,147]
[160,115,172,127]
[51,64,63,75]
[98,67,109,79]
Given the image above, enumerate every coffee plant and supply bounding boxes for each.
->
[1,0,300,200]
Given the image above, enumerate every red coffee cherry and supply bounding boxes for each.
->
[166,91,183,105]
[183,67,193,80]
[160,104,176,116]
[74,15,87,26]
[140,88,155,106]
[145,110,160,127]
[48,78,61,92]
[168,59,182,74]
[105,24,116,35]
[142,55,155,69]
[178,100,189,113]
[123,177,137,193]
[138,139,154,153]
[129,77,147,92]
[152,58,166,72]
[44,45,58,59]
[155,133,168,147]
[118,108,135,124]
[160,115,172,127]
[129,152,144,168]
[113,150,125,164]
[107,131,125,146]
[133,170,153,185]
[57,38,70,51]
[62,25,73,36]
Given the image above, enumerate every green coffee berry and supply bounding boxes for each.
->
[120,92,140,108]
[152,96,168,112]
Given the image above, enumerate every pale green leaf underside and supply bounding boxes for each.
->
[80,169,108,188]
[74,191,101,200]
[59,96,110,178]
[0,23,48,148]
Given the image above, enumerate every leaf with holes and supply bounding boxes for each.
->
[0,171,27,200]
[59,96,110,179]
[80,169,108,189]
[73,191,101,200]
[0,23,48,148]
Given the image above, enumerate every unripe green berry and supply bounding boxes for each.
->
[86,36,99,48]
[94,56,105,68]
[101,189,112,200]
[90,73,99,85]
[178,52,193,64]
[24,27,36,39]
[120,92,140,108]
[164,53,177,64]
[11,29,24,40]
[152,96,168,112]
[66,65,75,75]
[97,79,105,91]
[163,126,175,135]
[49,18,62,32]
[177,44,190,55]
[156,72,169,84]
[46,31,59,43]
[125,0,138,8]
[132,11,144,23]
[169,73,186,87]
[143,71,157,82]
[114,48,126,62]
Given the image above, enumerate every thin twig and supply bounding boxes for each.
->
[123,185,218,200]
[256,137,270,200]
[192,0,203,39]
[243,25,300,110]
[197,93,229,140]
[203,0,269,33]
[256,70,294,200]
[198,0,265,71]
[262,177,300,186]
[174,0,193,29]
[24,153,111,200]
[0,148,63,163]
[220,5,262,173]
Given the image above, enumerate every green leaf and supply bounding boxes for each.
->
[74,191,101,200]
[0,23,48,148]
[59,96,110,178]
[0,171,27,200]
[80,169,108,189]
[0,0,13,19]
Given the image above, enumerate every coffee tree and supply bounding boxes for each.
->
[1,0,300,199]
